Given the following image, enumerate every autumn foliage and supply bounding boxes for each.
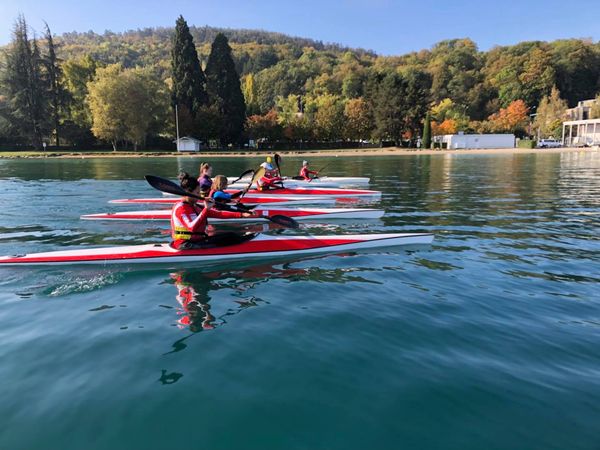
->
[487,100,530,134]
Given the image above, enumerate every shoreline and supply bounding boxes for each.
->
[0,146,598,159]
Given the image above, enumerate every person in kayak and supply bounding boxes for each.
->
[209,175,242,203]
[197,162,213,197]
[257,156,283,190]
[299,160,319,181]
[171,172,255,249]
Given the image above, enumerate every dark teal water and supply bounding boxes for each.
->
[0,153,599,450]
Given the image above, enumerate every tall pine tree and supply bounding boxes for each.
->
[205,33,246,145]
[44,22,67,146]
[1,15,50,149]
[171,16,207,137]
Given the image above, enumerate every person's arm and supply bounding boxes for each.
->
[208,209,255,219]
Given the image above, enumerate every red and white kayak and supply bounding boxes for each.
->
[239,187,380,199]
[110,197,336,206]
[228,176,370,188]
[81,207,384,222]
[0,233,434,266]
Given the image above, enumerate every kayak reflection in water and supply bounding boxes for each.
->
[171,172,255,250]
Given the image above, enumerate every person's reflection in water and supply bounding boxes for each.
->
[170,272,215,332]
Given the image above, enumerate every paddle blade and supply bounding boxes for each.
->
[274,153,282,173]
[145,175,203,200]
[231,169,254,184]
[268,214,300,229]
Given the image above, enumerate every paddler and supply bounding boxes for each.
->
[209,175,242,203]
[257,156,283,190]
[299,160,319,181]
[171,172,255,249]
[197,162,213,197]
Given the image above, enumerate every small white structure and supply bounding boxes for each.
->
[562,119,600,147]
[434,133,515,149]
[174,137,202,152]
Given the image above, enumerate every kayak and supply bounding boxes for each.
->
[81,207,385,222]
[238,186,380,199]
[228,176,370,188]
[163,186,381,199]
[0,233,434,266]
[110,197,336,206]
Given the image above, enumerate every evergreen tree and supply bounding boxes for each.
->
[422,112,432,149]
[171,15,207,135]
[205,33,246,145]
[372,72,408,146]
[44,22,67,146]
[1,15,50,149]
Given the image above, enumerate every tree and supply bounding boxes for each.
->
[487,99,529,135]
[371,71,408,146]
[431,98,469,130]
[533,86,567,139]
[1,15,51,149]
[87,64,169,150]
[245,109,283,142]
[313,94,344,141]
[43,23,68,146]
[344,97,373,141]
[171,15,208,134]
[205,33,247,145]
[422,112,431,148]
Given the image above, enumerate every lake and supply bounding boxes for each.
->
[0,152,599,450]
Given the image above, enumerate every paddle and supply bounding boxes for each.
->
[274,153,282,175]
[238,166,265,199]
[144,175,299,229]
[230,169,254,185]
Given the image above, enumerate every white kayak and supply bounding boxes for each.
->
[111,197,336,206]
[0,233,434,266]
[81,207,385,222]
[227,176,370,188]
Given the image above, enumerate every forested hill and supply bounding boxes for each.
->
[51,26,600,114]
[55,26,376,76]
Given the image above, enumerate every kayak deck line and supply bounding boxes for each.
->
[0,233,434,266]
[81,207,385,222]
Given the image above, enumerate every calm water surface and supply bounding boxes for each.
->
[0,152,599,450]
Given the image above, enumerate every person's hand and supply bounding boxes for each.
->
[242,212,255,218]
[204,198,214,210]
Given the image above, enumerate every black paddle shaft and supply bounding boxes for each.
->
[144,174,299,229]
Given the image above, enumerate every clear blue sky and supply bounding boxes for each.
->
[1,0,598,55]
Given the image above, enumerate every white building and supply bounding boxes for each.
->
[565,99,597,121]
[174,137,202,152]
[562,119,600,147]
[434,133,515,149]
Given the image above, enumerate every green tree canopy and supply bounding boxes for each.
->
[205,33,246,144]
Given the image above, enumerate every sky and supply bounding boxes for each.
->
[0,0,598,55]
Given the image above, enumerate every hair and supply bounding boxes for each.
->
[178,171,199,192]
[211,175,228,192]
[199,162,211,175]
